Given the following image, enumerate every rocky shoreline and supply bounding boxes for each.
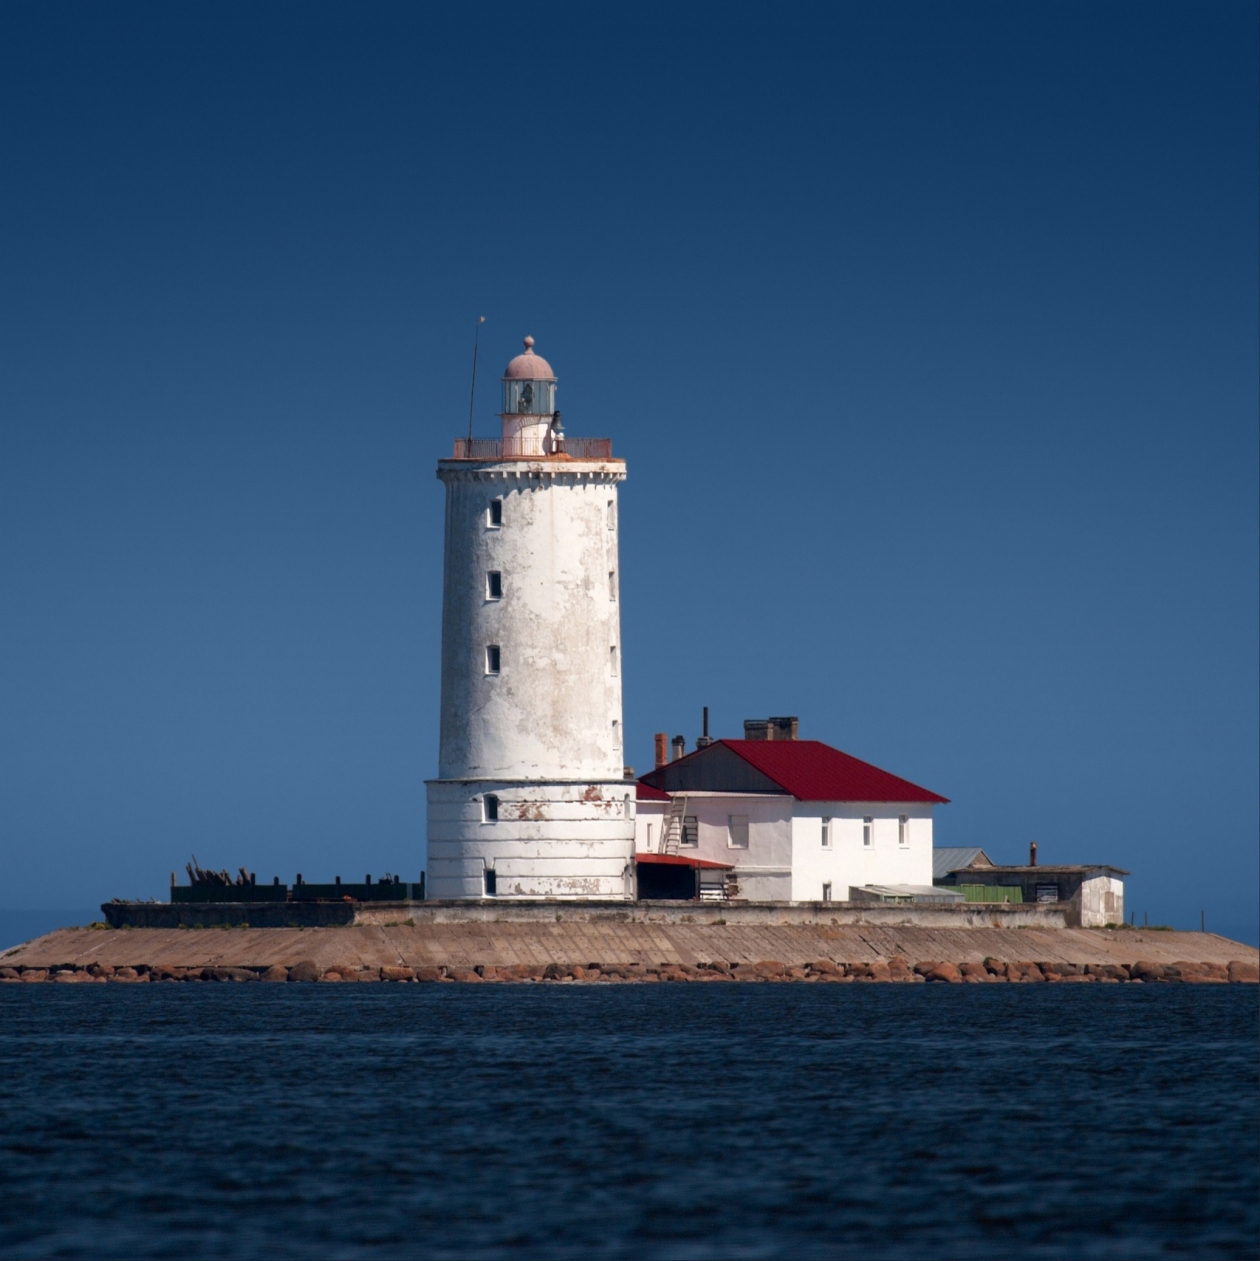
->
[4,957,1257,984]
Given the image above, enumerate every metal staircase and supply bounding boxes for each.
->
[658,795,688,855]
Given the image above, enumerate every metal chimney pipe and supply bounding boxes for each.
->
[654,732,668,768]
[696,706,713,748]
[1029,842,1038,867]
[672,735,686,761]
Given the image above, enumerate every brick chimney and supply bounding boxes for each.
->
[654,732,668,768]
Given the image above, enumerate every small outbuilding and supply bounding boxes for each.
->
[935,847,1127,927]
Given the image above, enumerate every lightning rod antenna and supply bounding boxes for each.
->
[467,316,486,447]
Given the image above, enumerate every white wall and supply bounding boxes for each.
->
[435,459,626,780]
[789,804,935,902]
[427,779,635,899]
[1072,874,1125,928]
[634,791,935,903]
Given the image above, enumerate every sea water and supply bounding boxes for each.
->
[0,984,1255,1259]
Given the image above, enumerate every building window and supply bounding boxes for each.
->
[863,817,873,848]
[486,571,502,600]
[1035,884,1060,903]
[821,817,831,848]
[822,882,832,903]
[682,816,698,847]
[609,571,617,600]
[898,815,908,847]
[728,815,749,849]
[488,498,502,527]
[484,867,497,896]
[607,499,616,530]
[483,794,499,822]
[646,823,654,850]
[485,645,500,675]
[610,645,618,676]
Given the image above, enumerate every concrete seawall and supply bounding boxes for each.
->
[100,898,1074,930]
[4,922,1256,979]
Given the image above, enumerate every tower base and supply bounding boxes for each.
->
[425,779,636,900]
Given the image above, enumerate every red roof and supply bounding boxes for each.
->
[636,781,671,802]
[722,740,947,802]
[635,853,734,869]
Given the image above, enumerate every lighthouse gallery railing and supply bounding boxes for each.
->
[452,436,613,460]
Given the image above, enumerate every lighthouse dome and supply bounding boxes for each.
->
[503,336,555,381]
[502,336,557,415]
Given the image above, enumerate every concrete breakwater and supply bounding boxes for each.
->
[3,923,1256,982]
[4,957,1258,984]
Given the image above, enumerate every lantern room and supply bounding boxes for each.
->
[501,336,556,416]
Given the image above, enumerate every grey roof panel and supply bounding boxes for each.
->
[932,846,991,880]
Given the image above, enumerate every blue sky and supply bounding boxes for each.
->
[1,2,1256,945]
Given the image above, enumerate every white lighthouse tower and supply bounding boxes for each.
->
[425,337,635,899]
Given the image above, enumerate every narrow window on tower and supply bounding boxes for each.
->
[607,499,615,530]
[821,817,831,848]
[682,815,698,847]
[609,571,617,601]
[728,815,749,849]
[898,815,909,847]
[822,882,833,903]
[486,571,502,600]
[610,645,618,676]
[485,645,501,675]
[483,866,497,896]
[483,794,499,822]
[488,498,503,527]
[863,817,873,848]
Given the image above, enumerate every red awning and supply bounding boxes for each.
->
[634,853,734,869]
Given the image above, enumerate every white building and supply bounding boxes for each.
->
[425,338,635,899]
[634,719,949,903]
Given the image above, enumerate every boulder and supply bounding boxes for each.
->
[448,968,482,982]
[1227,960,1259,983]
[379,965,416,982]
[925,962,961,983]
[867,962,891,982]
[20,970,48,982]
[1086,963,1129,980]
[959,962,989,979]
[754,961,786,978]
[785,967,809,980]
[413,966,443,982]
[810,959,840,976]
[1130,961,1166,982]
[0,967,18,979]
[913,961,942,977]
[262,965,289,983]
[886,957,912,980]
[1057,973,1095,982]
[287,960,320,983]
[51,970,84,982]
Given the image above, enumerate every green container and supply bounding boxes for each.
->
[959,884,1023,904]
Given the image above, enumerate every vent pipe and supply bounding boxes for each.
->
[696,706,713,749]
[1029,842,1038,867]
[672,734,686,761]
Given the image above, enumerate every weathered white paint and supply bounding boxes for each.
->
[425,342,635,900]
[633,790,935,903]
[1069,874,1125,928]
[434,461,626,780]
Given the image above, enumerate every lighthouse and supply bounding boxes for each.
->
[425,337,635,899]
